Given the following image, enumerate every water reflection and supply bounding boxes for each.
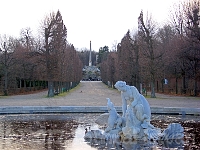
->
[84,135,184,149]
[0,114,79,150]
[0,114,199,150]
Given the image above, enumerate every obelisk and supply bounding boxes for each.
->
[89,41,92,66]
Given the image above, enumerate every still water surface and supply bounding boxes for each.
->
[0,113,199,150]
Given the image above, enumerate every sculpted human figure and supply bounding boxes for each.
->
[114,81,151,125]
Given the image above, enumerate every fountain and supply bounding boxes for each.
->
[0,81,199,149]
[84,81,184,144]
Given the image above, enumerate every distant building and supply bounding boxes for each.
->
[82,41,101,81]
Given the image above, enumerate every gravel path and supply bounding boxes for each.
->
[0,81,199,108]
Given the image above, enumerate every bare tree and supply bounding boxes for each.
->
[20,28,35,51]
[170,0,200,95]
[0,36,16,95]
[184,0,200,96]
[111,40,118,52]
[138,11,163,98]
[185,0,200,41]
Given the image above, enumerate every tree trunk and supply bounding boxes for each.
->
[156,80,159,92]
[194,78,197,96]
[4,66,8,96]
[45,28,55,97]
[175,67,178,94]
[150,81,156,98]
[182,74,186,94]
[59,81,62,93]
[4,45,8,96]
[24,80,26,88]
[20,79,22,88]
[54,81,58,93]
[48,81,54,97]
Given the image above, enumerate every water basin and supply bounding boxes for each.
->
[0,113,199,150]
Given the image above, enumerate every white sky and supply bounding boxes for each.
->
[0,0,183,51]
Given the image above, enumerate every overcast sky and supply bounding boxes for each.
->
[0,0,183,51]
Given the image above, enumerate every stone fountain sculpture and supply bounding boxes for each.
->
[84,81,184,142]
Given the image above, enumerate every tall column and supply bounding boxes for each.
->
[89,41,92,66]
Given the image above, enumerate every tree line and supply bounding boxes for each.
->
[0,10,82,97]
[99,0,200,97]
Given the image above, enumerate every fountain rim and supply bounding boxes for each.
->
[0,106,199,115]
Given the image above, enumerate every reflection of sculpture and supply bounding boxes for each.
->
[85,81,184,143]
[84,129,105,139]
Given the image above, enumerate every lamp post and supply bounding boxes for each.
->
[0,42,8,96]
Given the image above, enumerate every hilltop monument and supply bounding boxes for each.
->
[82,41,101,81]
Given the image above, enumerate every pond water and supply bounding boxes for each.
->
[0,113,199,150]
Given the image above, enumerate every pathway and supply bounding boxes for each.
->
[0,81,199,108]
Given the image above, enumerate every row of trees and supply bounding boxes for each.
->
[0,10,82,97]
[100,0,200,97]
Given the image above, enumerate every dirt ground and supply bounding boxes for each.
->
[0,81,199,108]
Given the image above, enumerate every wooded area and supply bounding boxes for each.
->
[0,1,199,97]
[0,11,82,97]
[100,0,200,97]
